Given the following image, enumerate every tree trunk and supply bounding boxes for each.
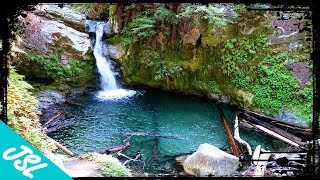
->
[218,106,240,157]
[242,112,306,147]
[115,3,124,34]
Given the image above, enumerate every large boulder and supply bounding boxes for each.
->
[183,143,239,176]
[18,12,91,60]
[41,19,91,59]
[34,3,87,32]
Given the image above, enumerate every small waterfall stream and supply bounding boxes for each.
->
[87,20,135,100]
[94,22,118,90]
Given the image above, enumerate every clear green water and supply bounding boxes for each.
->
[48,90,287,175]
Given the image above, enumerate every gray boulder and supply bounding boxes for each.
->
[35,3,86,32]
[40,19,91,59]
[183,143,239,176]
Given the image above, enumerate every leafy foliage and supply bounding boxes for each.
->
[219,34,268,89]
[80,153,132,177]
[219,33,312,124]
[123,5,179,45]
[139,49,184,81]
[117,4,312,125]
[123,14,156,44]
[7,67,56,153]
[178,4,236,31]
[29,47,86,79]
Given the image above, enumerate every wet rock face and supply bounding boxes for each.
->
[41,19,92,59]
[12,3,96,90]
[37,90,81,133]
[268,11,311,45]
[277,109,308,127]
[178,18,200,46]
[286,62,312,90]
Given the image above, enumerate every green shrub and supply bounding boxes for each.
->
[29,47,87,79]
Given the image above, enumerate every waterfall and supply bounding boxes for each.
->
[87,20,136,100]
[94,22,117,90]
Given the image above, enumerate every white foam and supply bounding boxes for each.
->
[96,89,136,100]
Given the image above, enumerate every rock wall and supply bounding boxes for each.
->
[11,3,97,90]
[108,4,312,125]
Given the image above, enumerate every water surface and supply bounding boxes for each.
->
[49,90,287,175]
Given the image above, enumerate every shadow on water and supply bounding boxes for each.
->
[48,90,288,176]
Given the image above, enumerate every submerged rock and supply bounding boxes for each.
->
[182,143,239,176]
[36,90,66,113]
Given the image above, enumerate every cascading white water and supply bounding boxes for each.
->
[94,22,117,90]
[89,21,136,100]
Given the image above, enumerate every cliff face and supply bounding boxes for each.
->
[11,3,97,91]
[108,3,312,125]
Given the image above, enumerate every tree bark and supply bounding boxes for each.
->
[115,3,124,34]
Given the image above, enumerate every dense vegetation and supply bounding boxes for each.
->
[107,3,312,125]
[7,67,56,153]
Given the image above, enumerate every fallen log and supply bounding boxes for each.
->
[250,124,300,147]
[125,132,180,139]
[234,112,252,156]
[96,141,130,154]
[218,106,240,157]
[242,113,305,147]
[243,110,307,128]
[42,112,62,128]
[47,136,75,157]
[243,110,312,138]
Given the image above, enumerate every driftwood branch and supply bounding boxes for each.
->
[125,132,180,139]
[42,112,62,128]
[47,136,75,157]
[117,151,143,166]
[234,112,252,156]
[95,141,130,154]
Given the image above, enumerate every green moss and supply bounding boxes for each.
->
[16,50,96,91]
[113,7,312,126]
[80,153,132,177]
